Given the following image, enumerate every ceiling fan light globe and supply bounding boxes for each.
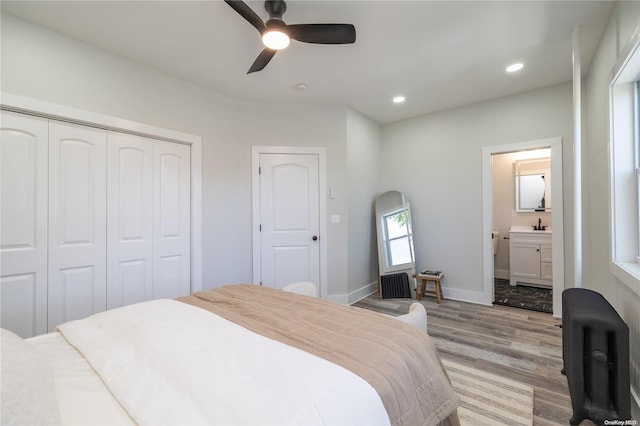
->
[262,30,290,50]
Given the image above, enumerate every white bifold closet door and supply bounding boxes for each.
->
[106,132,153,310]
[0,111,49,337]
[106,132,190,308]
[47,121,107,330]
[151,140,191,300]
[1,110,191,337]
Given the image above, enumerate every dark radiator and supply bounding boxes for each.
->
[561,288,631,425]
[380,273,411,299]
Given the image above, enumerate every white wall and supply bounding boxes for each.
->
[0,11,576,305]
[0,13,355,298]
[584,1,640,417]
[381,83,574,303]
[231,100,350,297]
[4,6,638,412]
[347,109,383,299]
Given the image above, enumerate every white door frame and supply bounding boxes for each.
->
[481,137,565,317]
[252,146,327,298]
[1,92,203,294]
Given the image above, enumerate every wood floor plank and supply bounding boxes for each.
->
[352,293,597,425]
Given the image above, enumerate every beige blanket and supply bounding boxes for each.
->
[179,285,459,426]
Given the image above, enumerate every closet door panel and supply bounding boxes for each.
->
[153,141,190,299]
[1,274,38,338]
[57,266,97,321]
[48,121,106,330]
[106,132,153,309]
[0,111,48,337]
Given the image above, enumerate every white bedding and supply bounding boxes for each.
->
[53,299,391,426]
[27,333,135,426]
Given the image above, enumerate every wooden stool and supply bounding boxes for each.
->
[416,273,444,303]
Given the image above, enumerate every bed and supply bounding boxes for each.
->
[1,284,460,426]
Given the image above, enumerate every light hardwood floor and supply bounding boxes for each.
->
[353,293,594,426]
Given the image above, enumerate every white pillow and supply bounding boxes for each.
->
[282,281,318,297]
[394,303,428,332]
[1,329,61,426]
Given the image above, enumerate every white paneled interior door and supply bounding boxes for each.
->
[106,132,153,310]
[259,153,320,290]
[153,141,191,299]
[0,111,49,337]
[47,120,107,330]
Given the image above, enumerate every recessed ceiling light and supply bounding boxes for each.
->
[295,83,307,90]
[393,96,406,103]
[506,63,524,73]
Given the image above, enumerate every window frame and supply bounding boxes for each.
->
[636,80,640,263]
[609,37,640,296]
[380,207,414,272]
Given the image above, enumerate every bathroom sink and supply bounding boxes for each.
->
[509,226,552,234]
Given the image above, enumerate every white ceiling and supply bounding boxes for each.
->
[1,1,614,124]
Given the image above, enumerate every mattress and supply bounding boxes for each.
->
[18,298,391,425]
[2,285,459,426]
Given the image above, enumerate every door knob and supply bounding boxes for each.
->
[312,235,318,241]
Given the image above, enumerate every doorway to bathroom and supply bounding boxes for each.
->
[481,137,565,317]
[492,149,553,313]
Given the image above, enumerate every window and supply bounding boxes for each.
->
[636,80,640,261]
[610,38,640,295]
[382,209,413,268]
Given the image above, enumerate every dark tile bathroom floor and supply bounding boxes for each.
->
[493,278,553,314]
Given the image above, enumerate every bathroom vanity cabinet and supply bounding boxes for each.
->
[509,227,552,288]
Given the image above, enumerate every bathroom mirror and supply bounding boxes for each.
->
[515,158,551,212]
[375,191,416,285]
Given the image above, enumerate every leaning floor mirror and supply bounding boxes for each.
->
[374,191,416,299]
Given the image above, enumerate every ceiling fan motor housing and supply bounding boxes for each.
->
[265,0,287,19]
[265,18,287,33]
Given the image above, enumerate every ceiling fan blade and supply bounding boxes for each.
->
[287,24,356,44]
[248,48,277,73]
[224,0,265,33]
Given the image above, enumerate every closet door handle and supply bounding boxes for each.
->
[312,235,318,241]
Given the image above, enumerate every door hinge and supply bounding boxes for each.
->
[259,224,262,232]
[259,166,261,175]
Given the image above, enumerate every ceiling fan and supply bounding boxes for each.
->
[224,0,356,74]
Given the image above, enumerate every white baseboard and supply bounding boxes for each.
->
[331,282,490,306]
[349,281,379,304]
[328,281,378,305]
[442,287,492,306]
